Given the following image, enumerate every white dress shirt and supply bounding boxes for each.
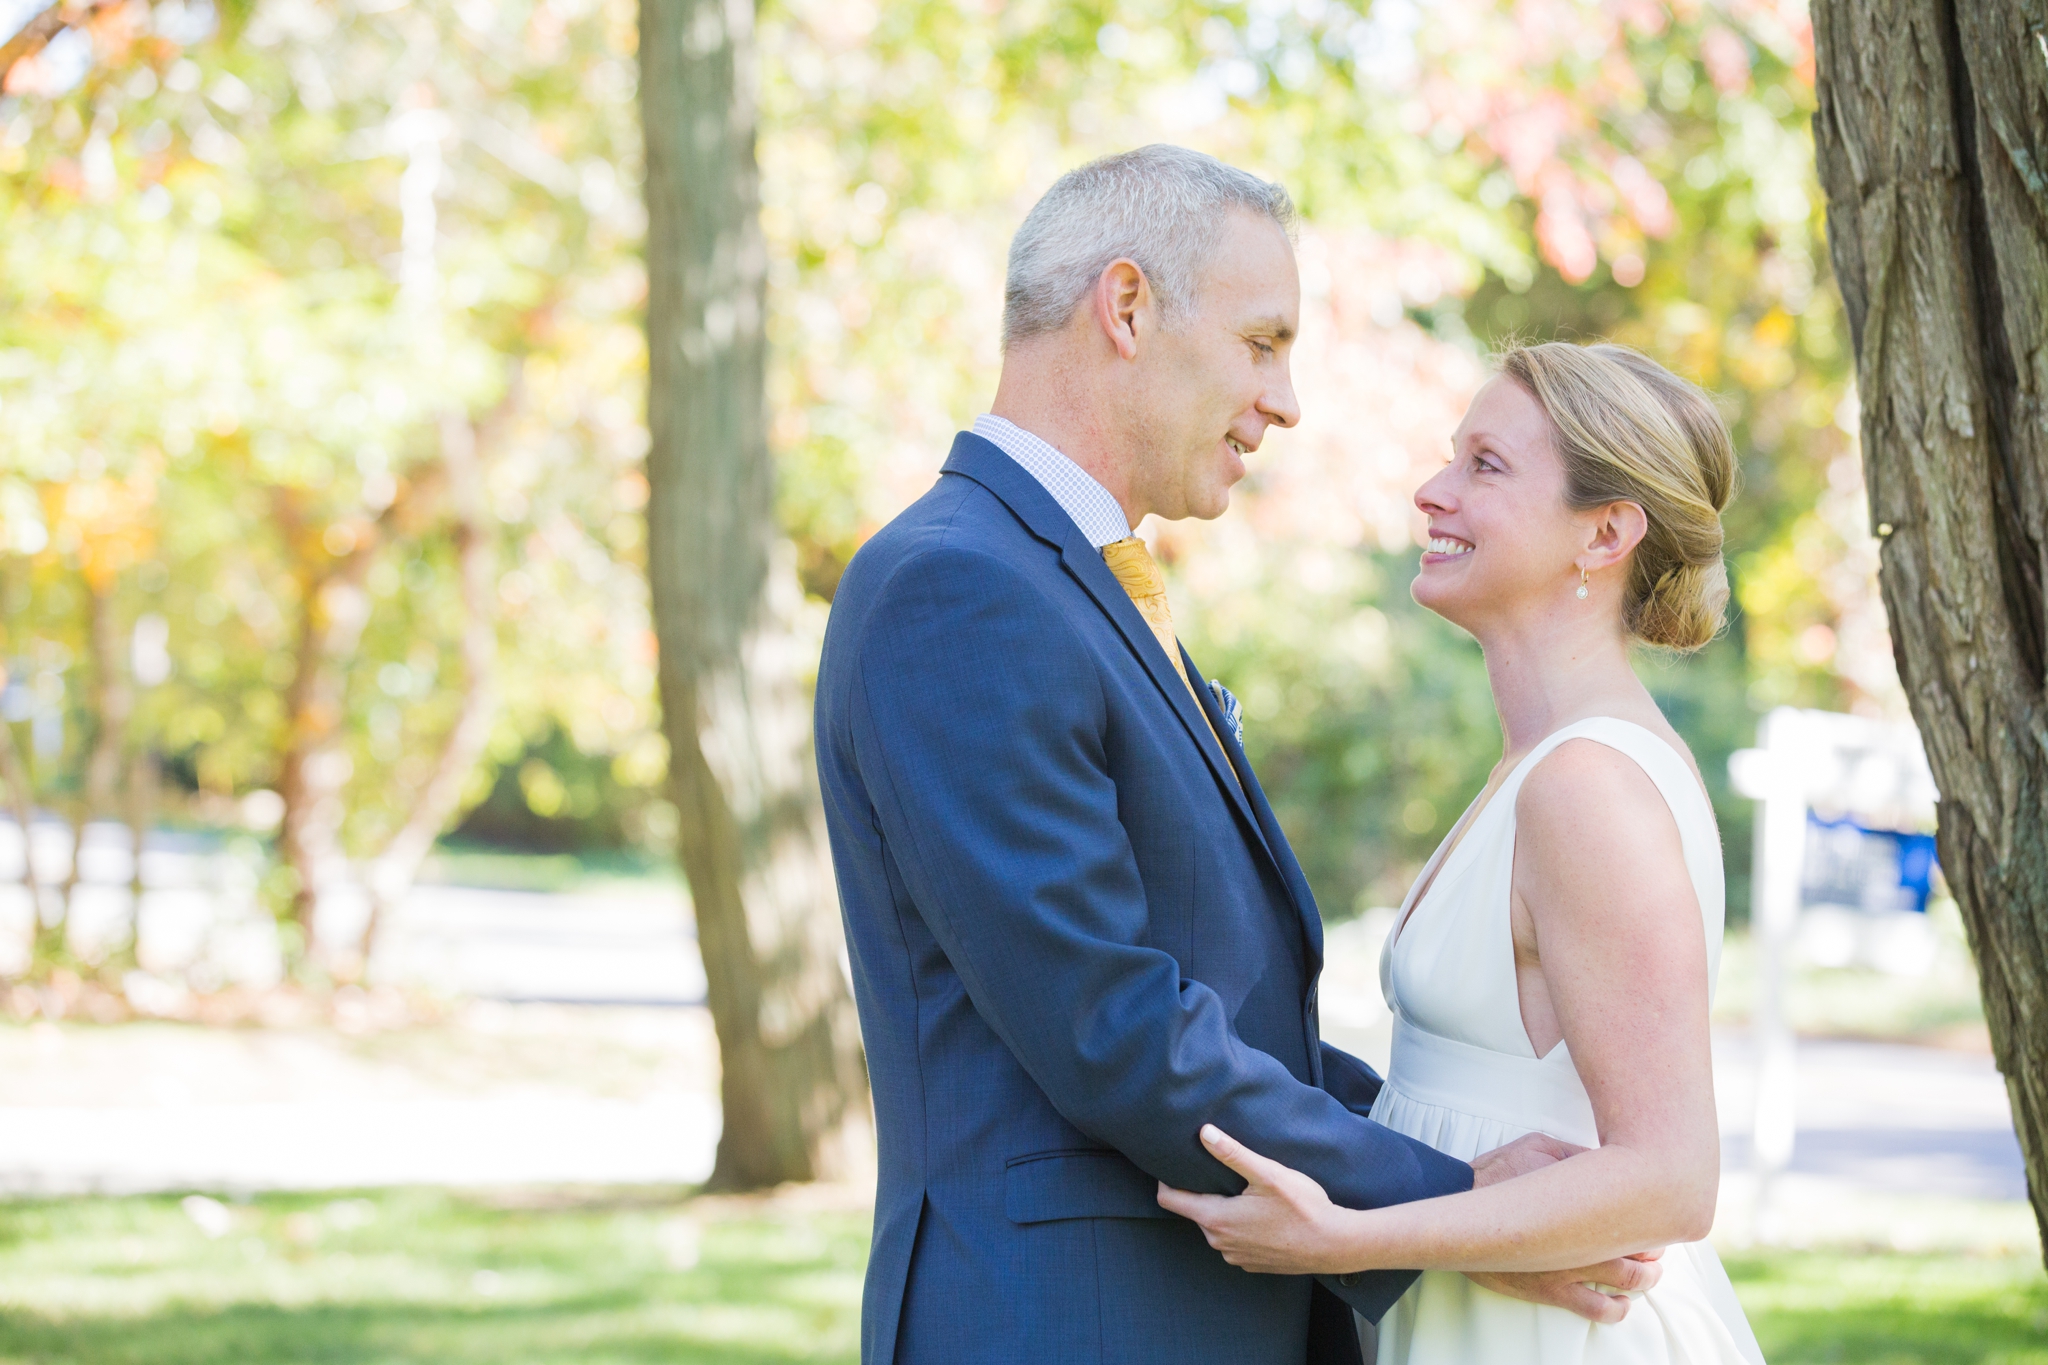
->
[971,414,1132,549]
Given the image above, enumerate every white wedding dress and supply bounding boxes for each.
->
[1366,717,1766,1365]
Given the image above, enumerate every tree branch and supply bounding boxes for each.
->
[0,1,124,93]
[355,370,524,973]
[0,7,73,87]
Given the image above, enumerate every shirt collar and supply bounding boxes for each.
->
[971,414,1133,549]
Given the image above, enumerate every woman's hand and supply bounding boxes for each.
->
[1155,1124,1364,1276]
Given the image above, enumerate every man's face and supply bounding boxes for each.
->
[1129,210,1302,521]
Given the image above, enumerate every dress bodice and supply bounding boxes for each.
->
[1363,717,1763,1365]
[1377,718,1724,1143]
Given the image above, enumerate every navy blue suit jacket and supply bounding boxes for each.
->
[815,433,1473,1365]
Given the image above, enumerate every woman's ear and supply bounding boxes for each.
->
[1581,501,1648,573]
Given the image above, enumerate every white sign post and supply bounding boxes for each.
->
[1728,706,1938,1242]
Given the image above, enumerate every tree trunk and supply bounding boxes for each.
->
[114,747,154,975]
[47,576,132,969]
[274,536,374,962]
[0,716,38,976]
[272,486,415,964]
[1812,0,2048,1259]
[356,407,504,975]
[640,0,868,1189]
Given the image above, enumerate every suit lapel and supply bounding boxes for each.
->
[1182,650,1323,969]
[939,433,1271,853]
[1057,537,1271,848]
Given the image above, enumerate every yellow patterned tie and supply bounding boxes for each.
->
[1101,536,1238,783]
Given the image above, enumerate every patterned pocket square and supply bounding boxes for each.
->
[1207,679,1245,747]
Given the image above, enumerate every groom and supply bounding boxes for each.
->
[815,145,1657,1365]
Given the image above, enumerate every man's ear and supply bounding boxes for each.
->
[1091,258,1150,361]
[1583,501,1648,573]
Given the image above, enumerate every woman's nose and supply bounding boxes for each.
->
[1415,467,1455,515]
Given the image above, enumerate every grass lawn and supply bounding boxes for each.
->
[0,1189,2040,1363]
[0,1188,865,1364]
[1727,1249,2048,1365]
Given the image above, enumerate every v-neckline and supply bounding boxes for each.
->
[1383,734,1561,960]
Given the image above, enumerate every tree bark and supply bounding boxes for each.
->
[0,716,39,976]
[271,484,422,960]
[274,500,376,961]
[356,406,505,974]
[46,575,131,969]
[640,0,868,1189]
[1813,0,2048,1259]
[114,747,154,974]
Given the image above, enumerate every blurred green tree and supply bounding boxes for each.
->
[757,0,1859,922]
[0,0,656,979]
[0,0,1886,1043]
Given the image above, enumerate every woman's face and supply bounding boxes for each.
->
[1411,377,1592,635]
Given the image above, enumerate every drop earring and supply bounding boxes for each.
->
[1576,567,1589,600]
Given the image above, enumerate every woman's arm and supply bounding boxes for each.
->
[1158,740,1720,1275]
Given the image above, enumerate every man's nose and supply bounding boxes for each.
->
[1260,364,1301,430]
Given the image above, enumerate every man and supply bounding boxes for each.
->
[814,145,1658,1365]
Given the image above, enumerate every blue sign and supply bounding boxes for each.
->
[1801,812,1939,915]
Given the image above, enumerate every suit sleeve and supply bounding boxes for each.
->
[1319,1041,1387,1118]
[851,548,1470,1317]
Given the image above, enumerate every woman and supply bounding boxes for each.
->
[1159,341,1766,1364]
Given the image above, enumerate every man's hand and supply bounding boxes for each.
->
[1464,1135,1663,1322]
[1466,1252,1664,1324]
[1469,1132,1586,1188]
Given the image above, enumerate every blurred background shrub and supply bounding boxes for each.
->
[0,0,1889,964]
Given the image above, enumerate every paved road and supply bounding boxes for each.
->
[366,883,707,1006]
[0,872,2027,1243]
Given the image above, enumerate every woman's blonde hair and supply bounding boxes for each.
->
[1497,341,1738,652]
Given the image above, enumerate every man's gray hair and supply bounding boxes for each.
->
[1002,144,1296,350]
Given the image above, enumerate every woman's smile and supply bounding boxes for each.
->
[1422,533,1474,563]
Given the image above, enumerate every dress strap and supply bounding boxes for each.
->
[1522,717,1727,991]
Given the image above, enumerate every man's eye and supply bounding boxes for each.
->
[1251,340,1274,357]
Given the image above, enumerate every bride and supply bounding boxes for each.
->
[1160,341,1766,1365]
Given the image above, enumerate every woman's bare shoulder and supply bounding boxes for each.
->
[1514,736,1688,864]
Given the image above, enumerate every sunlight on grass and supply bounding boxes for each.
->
[1727,1249,2048,1365]
[0,1190,2041,1363]
[0,1189,865,1365]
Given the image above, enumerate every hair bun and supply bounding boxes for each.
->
[1497,341,1738,655]
[1630,557,1729,652]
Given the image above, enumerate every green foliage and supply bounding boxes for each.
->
[1194,553,1500,912]
[754,0,1873,925]
[0,0,663,948]
[1,0,1894,954]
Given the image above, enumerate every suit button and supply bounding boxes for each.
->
[1338,1272,1360,1287]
